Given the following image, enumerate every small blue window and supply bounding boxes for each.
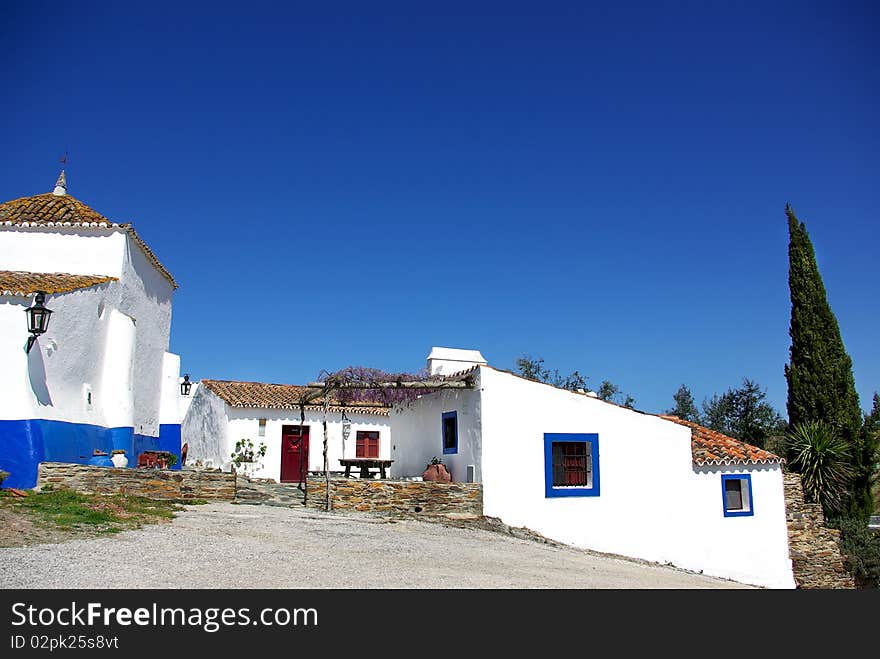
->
[544,433,600,498]
[442,411,458,454]
[721,474,754,517]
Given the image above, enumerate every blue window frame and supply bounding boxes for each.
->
[442,411,458,454]
[721,474,754,517]
[544,433,600,498]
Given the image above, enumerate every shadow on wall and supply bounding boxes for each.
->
[27,339,53,406]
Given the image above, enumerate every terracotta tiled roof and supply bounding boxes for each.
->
[0,270,117,296]
[201,379,391,416]
[659,415,784,466]
[0,193,178,289]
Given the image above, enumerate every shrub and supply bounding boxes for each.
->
[787,420,854,516]
[830,516,880,588]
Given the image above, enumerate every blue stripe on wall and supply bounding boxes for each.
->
[158,424,182,471]
[0,419,182,489]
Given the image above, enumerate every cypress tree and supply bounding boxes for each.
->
[784,204,865,511]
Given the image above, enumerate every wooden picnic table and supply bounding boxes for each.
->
[338,458,394,479]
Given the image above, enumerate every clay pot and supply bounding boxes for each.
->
[422,463,452,482]
[110,452,128,468]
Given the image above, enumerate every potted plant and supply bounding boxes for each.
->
[231,439,267,478]
[422,456,452,482]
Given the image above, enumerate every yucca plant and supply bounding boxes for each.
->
[787,420,854,515]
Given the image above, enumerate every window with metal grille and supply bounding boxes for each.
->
[721,474,753,517]
[442,411,458,454]
[356,430,380,459]
[551,442,591,487]
[258,418,266,437]
[544,433,600,497]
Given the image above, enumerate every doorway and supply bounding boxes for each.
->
[280,425,309,483]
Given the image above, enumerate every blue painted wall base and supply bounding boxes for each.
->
[0,419,182,489]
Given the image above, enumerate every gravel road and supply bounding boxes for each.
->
[0,502,752,588]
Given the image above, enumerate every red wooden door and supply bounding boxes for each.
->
[280,425,309,483]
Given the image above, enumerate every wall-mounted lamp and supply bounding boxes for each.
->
[341,409,351,441]
[180,373,192,396]
[25,291,52,353]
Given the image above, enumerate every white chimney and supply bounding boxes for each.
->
[426,347,487,376]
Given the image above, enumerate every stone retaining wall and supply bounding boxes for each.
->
[37,462,235,501]
[784,472,854,589]
[304,477,483,516]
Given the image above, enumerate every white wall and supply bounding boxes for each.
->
[159,352,183,425]
[685,465,793,587]
[99,308,136,428]
[0,229,174,440]
[476,366,794,589]
[0,227,126,279]
[226,408,391,482]
[181,386,229,469]
[0,283,124,427]
[390,378,482,482]
[122,231,174,437]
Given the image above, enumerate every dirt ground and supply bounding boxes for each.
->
[0,502,754,588]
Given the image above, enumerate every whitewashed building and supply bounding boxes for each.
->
[391,347,796,589]
[182,379,391,482]
[0,172,186,488]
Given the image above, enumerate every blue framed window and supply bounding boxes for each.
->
[721,474,753,517]
[544,433,600,498]
[442,411,458,454]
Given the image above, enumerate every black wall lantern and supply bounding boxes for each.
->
[341,409,351,441]
[25,291,52,353]
[180,374,192,396]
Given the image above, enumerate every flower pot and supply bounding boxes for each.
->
[422,463,451,482]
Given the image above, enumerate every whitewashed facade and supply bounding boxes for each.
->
[0,173,185,487]
[391,349,795,589]
[182,379,391,481]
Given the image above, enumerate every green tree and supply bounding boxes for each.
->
[597,380,637,409]
[666,384,700,422]
[701,379,783,448]
[514,355,632,406]
[597,380,620,401]
[851,392,880,517]
[515,355,549,382]
[515,355,589,392]
[784,204,865,513]
[787,420,854,516]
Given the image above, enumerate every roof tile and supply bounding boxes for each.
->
[201,379,391,416]
[0,270,117,296]
[0,193,177,288]
[659,415,783,466]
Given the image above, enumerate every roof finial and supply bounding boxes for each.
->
[53,152,68,196]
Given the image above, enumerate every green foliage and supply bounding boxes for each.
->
[784,204,862,441]
[849,392,880,519]
[787,421,854,516]
[515,355,589,392]
[231,439,267,467]
[597,380,619,401]
[666,384,700,422]
[829,516,880,589]
[514,355,636,407]
[515,355,549,382]
[701,378,784,448]
[8,488,180,531]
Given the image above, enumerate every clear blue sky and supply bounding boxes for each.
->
[2,1,877,416]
